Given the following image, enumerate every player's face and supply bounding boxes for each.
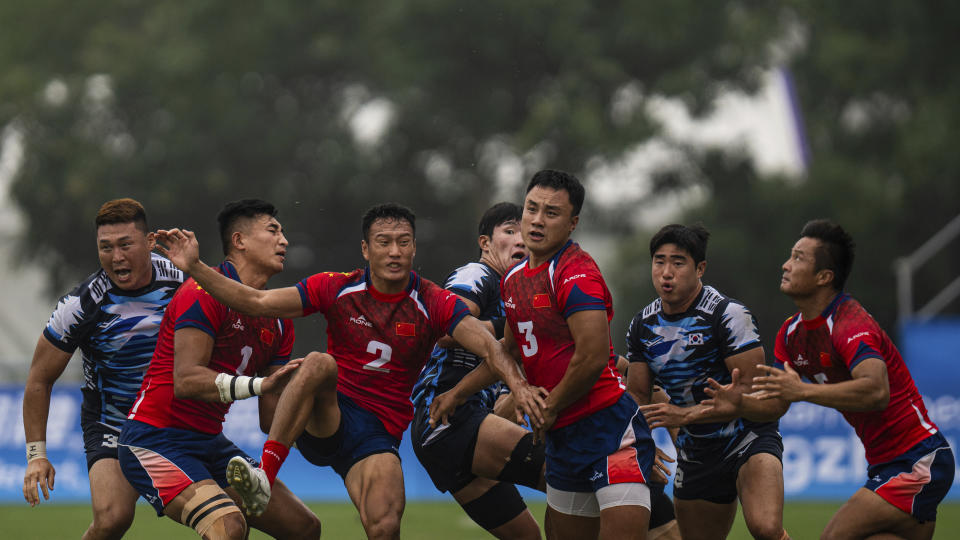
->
[780,236,824,298]
[651,243,705,314]
[522,186,578,263]
[481,220,527,275]
[239,215,288,275]
[97,222,156,291]
[362,217,416,293]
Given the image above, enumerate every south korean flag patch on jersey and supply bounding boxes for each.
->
[688,333,704,346]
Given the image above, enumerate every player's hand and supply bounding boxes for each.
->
[23,458,55,506]
[638,402,689,429]
[429,390,465,427]
[700,368,744,417]
[751,363,805,403]
[532,405,558,444]
[650,447,675,485]
[154,228,201,273]
[261,357,304,394]
[508,382,548,429]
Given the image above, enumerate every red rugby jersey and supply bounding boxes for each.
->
[501,240,624,430]
[774,293,938,464]
[296,269,468,439]
[128,262,294,434]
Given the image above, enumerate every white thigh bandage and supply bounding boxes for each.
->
[597,482,651,511]
[546,484,600,517]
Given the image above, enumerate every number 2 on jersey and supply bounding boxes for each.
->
[517,321,538,357]
[364,340,393,372]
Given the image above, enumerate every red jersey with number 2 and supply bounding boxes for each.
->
[128,261,294,434]
[774,293,938,465]
[501,240,624,430]
[296,269,469,439]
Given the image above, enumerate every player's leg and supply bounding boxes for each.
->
[472,413,546,491]
[596,482,651,540]
[453,477,540,539]
[235,478,321,540]
[268,351,341,446]
[83,457,138,540]
[163,479,248,540]
[647,484,680,540]
[673,498,737,540]
[822,488,935,540]
[545,488,601,540]
[344,452,405,540]
[737,453,788,540]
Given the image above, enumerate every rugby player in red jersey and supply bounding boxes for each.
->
[156,203,542,540]
[706,219,954,540]
[433,170,656,540]
[118,200,320,539]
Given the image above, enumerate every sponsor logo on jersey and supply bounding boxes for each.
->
[504,296,516,309]
[533,293,551,308]
[819,351,832,367]
[350,315,373,328]
[687,333,704,346]
[562,273,586,285]
[233,319,245,331]
[794,353,808,366]
[260,327,275,346]
[846,331,871,344]
[589,470,604,481]
[396,322,416,336]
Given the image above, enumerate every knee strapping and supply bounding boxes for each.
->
[461,482,526,531]
[180,484,242,537]
[496,432,544,489]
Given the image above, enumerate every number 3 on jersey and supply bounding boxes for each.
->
[364,340,393,372]
[517,321,538,357]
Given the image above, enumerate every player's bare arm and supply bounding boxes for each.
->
[753,357,890,411]
[172,328,303,402]
[436,296,496,349]
[536,309,611,439]
[22,336,73,506]
[156,228,304,319]
[627,361,655,405]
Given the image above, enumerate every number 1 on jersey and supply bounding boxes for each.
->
[517,321,538,357]
[364,340,393,372]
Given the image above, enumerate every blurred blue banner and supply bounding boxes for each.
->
[1,320,957,503]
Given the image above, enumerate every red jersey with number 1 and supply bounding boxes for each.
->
[296,269,469,439]
[128,261,295,434]
[501,240,624,430]
[774,293,938,465]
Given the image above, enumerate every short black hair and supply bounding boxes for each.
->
[217,199,278,255]
[800,219,856,291]
[479,202,521,238]
[362,203,416,241]
[525,169,585,217]
[649,224,710,264]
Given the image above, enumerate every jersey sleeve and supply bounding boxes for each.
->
[625,313,648,364]
[295,272,341,316]
[773,320,789,369]
[832,314,885,371]
[172,283,227,338]
[269,319,295,367]
[426,285,471,336]
[718,300,762,357]
[42,285,92,354]
[555,261,608,319]
[443,264,488,309]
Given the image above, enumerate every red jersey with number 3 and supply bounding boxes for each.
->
[128,261,295,434]
[501,240,624,430]
[296,269,469,439]
[774,293,938,464]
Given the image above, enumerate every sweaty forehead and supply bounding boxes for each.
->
[369,217,414,237]
[525,186,571,209]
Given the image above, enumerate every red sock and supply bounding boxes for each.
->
[259,440,290,486]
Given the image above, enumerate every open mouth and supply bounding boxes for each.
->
[114,269,132,280]
[660,283,674,293]
[528,231,544,241]
[510,250,526,261]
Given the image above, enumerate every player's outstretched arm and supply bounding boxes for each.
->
[155,228,303,319]
[22,336,72,506]
[752,359,890,411]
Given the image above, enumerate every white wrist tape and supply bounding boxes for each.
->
[214,373,265,403]
[26,441,47,462]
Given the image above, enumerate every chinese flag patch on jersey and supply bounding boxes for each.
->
[260,328,275,346]
[533,293,551,309]
[819,351,832,367]
[396,322,416,336]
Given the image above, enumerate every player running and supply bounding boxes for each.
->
[626,224,789,540]
[433,170,657,540]
[411,202,546,539]
[155,202,543,540]
[118,199,320,539]
[22,198,184,539]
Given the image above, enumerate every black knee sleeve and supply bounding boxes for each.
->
[461,481,526,531]
[648,484,676,529]
[496,432,545,490]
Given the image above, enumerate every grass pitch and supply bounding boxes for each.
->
[2,501,959,538]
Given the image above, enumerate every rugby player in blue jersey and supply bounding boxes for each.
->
[626,224,790,540]
[22,199,184,539]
